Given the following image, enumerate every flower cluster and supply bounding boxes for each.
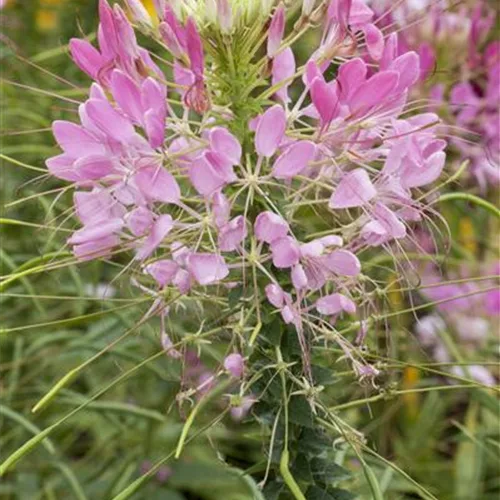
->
[46,0,448,382]
[415,261,499,387]
[374,0,499,188]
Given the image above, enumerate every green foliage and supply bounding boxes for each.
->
[1,2,499,500]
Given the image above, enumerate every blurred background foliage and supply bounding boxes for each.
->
[1,1,499,499]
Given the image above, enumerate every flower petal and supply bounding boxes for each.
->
[187,253,229,285]
[134,165,181,204]
[329,169,377,209]
[272,141,316,179]
[255,105,286,158]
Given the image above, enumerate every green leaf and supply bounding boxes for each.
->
[310,458,351,483]
[289,397,314,429]
[306,485,356,500]
[228,286,244,309]
[292,453,313,483]
[262,481,284,500]
[311,365,337,386]
[298,429,332,457]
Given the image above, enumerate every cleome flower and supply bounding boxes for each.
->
[47,0,448,405]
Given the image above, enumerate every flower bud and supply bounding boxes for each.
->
[125,0,153,27]
[302,0,315,17]
[217,0,233,34]
[267,3,285,58]
[224,353,245,378]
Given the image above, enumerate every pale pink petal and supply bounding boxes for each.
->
[74,155,114,180]
[126,206,154,236]
[318,235,344,247]
[212,191,231,228]
[52,120,106,157]
[224,353,244,378]
[136,214,174,260]
[337,58,367,102]
[187,253,229,285]
[401,151,445,189]
[159,22,184,59]
[73,234,120,261]
[134,165,181,204]
[188,153,229,196]
[209,127,242,166]
[380,32,398,69]
[254,211,289,244]
[265,283,285,308]
[389,52,420,93]
[323,249,361,276]
[303,59,322,87]
[271,236,301,269]
[255,105,286,158]
[329,169,376,209]
[362,24,384,61]
[46,154,79,182]
[145,259,179,287]
[299,240,324,258]
[69,39,105,80]
[74,189,124,225]
[272,47,296,103]
[372,203,406,239]
[272,141,316,179]
[310,77,339,127]
[85,98,137,143]
[316,293,356,315]
[98,0,119,56]
[218,216,247,252]
[349,71,399,117]
[267,3,285,58]
[69,218,123,245]
[110,70,143,123]
[291,264,308,289]
[144,109,165,149]
[349,0,374,27]
[173,268,192,293]
[186,17,204,76]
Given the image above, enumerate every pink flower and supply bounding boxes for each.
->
[230,396,256,421]
[70,0,162,86]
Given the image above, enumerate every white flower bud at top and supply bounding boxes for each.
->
[125,0,153,27]
[302,0,315,16]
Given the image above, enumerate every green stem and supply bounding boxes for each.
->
[436,193,500,219]
[276,348,306,500]
[175,378,233,459]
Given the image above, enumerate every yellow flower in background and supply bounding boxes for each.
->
[36,0,68,32]
[402,366,421,421]
[458,217,477,256]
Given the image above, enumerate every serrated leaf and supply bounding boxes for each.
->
[306,485,356,500]
[292,453,313,482]
[298,429,332,457]
[228,286,244,309]
[263,480,284,500]
[311,365,337,386]
[289,397,314,429]
[310,457,351,482]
